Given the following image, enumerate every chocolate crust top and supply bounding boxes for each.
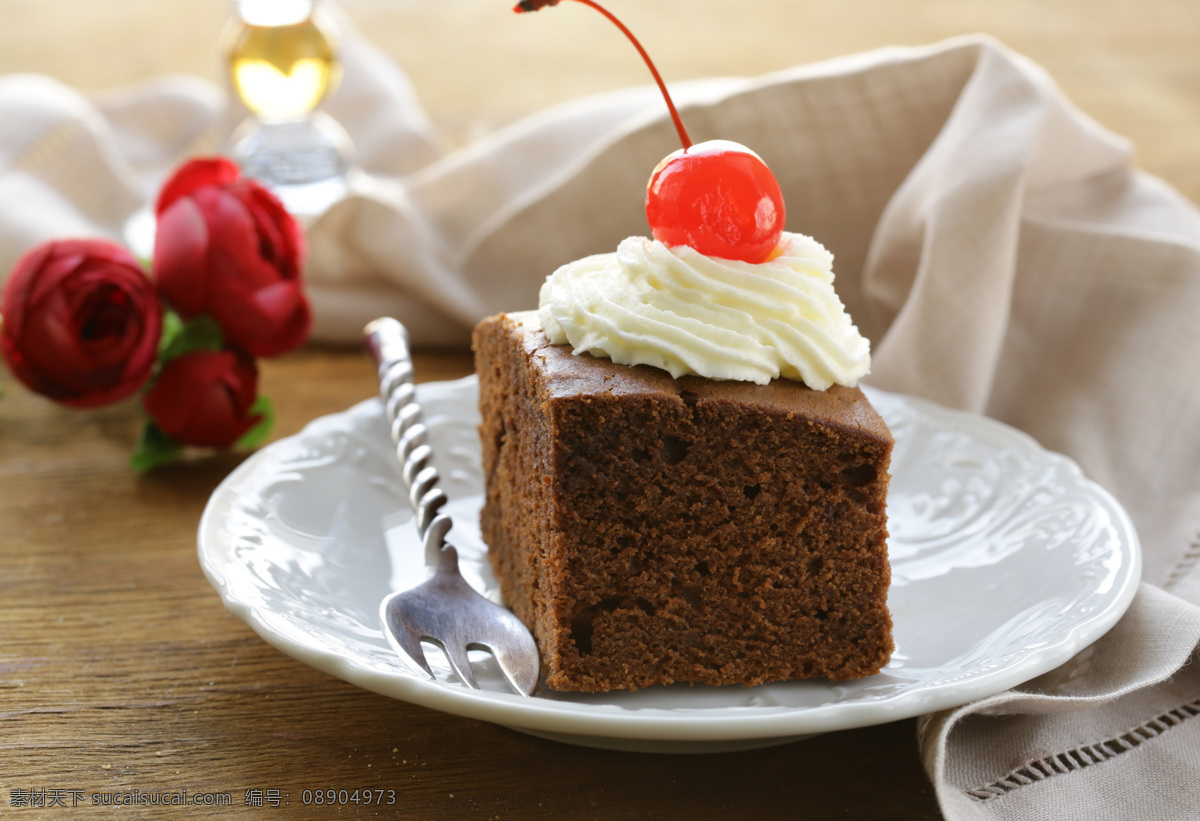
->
[500,310,892,445]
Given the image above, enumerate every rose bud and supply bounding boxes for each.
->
[0,238,162,408]
[142,349,262,449]
[153,157,310,358]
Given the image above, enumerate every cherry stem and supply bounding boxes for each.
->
[514,0,693,150]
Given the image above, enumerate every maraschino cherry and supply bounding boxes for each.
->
[514,0,786,263]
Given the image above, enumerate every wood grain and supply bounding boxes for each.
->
[2,0,1197,816]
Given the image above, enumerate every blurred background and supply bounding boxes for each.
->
[2,0,1198,200]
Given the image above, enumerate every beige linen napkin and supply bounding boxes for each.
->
[3,26,1199,819]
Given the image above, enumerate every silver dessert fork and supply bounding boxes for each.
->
[364,317,540,696]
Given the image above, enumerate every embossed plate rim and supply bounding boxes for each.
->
[198,377,1141,752]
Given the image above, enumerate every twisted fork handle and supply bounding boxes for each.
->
[364,317,450,566]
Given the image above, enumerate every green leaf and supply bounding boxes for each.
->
[158,312,224,364]
[235,394,275,451]
[130,421,184,471]
[156,309,185,356]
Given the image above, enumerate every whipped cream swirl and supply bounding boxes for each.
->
[538,233,871,389]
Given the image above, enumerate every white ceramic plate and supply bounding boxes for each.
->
[198,377,1141,753]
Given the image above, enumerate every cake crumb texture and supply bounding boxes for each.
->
[475,311,894,692]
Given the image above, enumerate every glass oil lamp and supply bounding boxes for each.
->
[224,0,354,218]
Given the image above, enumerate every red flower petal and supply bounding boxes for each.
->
[142,350,260,448]
[1,242,56,341]
[153,197,212,318]
[205,196,283,291]
[240,182,305,278]
[155,157,241,216]
[26,245,104,314]
[1,238,161,408]
[143,158,308,360]
[215,278,311,357]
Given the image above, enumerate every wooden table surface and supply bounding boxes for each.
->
[3,1,1198,818]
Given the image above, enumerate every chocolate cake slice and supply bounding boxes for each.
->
[474,310,893,692]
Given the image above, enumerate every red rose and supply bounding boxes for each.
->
[0,238,162,408]
[142,349,262,448]
[153,157,310,358]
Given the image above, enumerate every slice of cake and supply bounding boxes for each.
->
[475,298,893,692]
[486,0,891,694]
